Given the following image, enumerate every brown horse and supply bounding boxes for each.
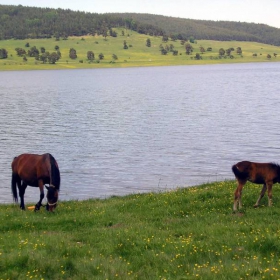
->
[11,153,60,212]
[232,161,280,211]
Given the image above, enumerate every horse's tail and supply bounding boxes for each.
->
[48,154,60,191]
[232,163,248,180]
[11,174,18,202]
[11,157,18,202]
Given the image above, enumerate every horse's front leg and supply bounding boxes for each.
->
[254,184,267,208]
[19,181,27,210]
[35,180,45,211]
[234,181,245,211]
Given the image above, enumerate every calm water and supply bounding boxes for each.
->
[1,63,280,203]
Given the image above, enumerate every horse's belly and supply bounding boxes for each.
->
[249,177,265,184]
[23,180,39,187]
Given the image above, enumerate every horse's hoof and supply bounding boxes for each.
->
[253,204,259,208]
[35,205,41,211]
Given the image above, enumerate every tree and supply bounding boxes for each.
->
[123,40,128,49]
[185,43,193,55]
[40,47,45,53]
[69,48,77,59]
[48,52,60,64]
[146,38,151,47]
[219,48,225,56]
[0,48,8,59]
[55,45,59,51]
[15,48,26,56]
[112,54,118,60]
[101,24,108,40]
[39,52,49,63]
[189,36,195,43]
[162,35,168,42]
[199,47,205,53]
[39,52,59,64]
[170,34,177,41]
[28,46,39,57]
[109,29,117,37]
[226,48,232,56]
[267,54,271,59]
[236,47,242,55]
[25,42,30,47]
[57,50,61,58]
[98,53,104,60]
[194,53,202,60]
[87,51,94,61]
[55,33,60,41]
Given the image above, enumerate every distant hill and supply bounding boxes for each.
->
[1,5,280,46]
[110,13,280,46]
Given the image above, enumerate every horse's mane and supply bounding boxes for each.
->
[48,153,60,191]
[270,162,280,169]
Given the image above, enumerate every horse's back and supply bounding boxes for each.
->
[232,160,280,183]
[233,161,273,171]
[11,153,50,179]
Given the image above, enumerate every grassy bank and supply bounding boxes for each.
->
[1,29,280,71]
[1,180,280,279]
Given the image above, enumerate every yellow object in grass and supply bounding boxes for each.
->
[27,206,35,210]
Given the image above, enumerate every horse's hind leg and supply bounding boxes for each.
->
[234,181,245,211]
[254,184,267,208]
[19,181,27,210]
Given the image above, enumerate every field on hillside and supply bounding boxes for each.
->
[1,181,280,279]
[0,29,280,70]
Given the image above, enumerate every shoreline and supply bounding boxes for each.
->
[1,59,280,72]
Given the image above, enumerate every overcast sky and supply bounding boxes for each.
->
[2,0,280,29]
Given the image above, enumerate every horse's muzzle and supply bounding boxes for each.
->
[46,202,57,212]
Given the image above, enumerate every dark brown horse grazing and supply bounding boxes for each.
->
[11,153,60,212]
[232,161,280,211]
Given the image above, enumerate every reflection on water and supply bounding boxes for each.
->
[1,63,280,203]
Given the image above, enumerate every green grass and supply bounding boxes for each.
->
[0,28,280,71]
[1,180,280,279]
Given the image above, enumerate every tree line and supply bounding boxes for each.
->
[111,13,280,46]
[10,44,107,64]
[1,5,280,46]
[0,5,164,40]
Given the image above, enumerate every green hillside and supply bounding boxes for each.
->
[1,181,280,279]
[1,5,280,46]
[1,29,280,71]
[112,13,280,46]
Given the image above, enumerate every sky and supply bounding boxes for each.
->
[1,0,280,29]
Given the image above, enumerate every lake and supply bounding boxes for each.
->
[1,62,280,203]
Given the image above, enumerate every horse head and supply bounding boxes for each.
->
[45,185,59,212]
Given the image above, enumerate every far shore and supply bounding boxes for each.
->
[1,59,280,72]
[1,33,280,71]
